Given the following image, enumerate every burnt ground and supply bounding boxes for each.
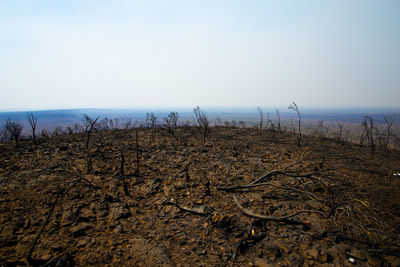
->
[0,127,400,266]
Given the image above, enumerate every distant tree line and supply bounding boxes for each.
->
[1,105,399,153]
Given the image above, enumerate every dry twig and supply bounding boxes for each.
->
[165,199,211,216]
[217,182,320,201]
[233,194,327,221]
[27,187,61,264]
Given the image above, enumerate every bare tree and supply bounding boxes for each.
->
[266,112,271,129]
[82,115,99,174]
[393,133,400,150]
[362,115,376,157]
[288,102,302,146]
[336,124,344,143]
[164,111,179,136]
[164,112,179,128]
[27,113,38,145]
[5,119,23,144]
[0,128,8,143]
[122,115,135,130]
[146,112,157,129]
[169,112,179,127]
[382,114,395,151]
[257,106,263,130]
[193,106,210,144]
[66,126,74,135]
[275,109,281,132]
[99,117,112,130]
[114,118,120,130]
[315,120,325,138]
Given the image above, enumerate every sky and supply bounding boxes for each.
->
[0,0,399,111]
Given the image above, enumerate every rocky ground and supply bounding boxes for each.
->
[1,126,400,266]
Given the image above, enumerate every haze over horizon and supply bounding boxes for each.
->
[1,1,399,111]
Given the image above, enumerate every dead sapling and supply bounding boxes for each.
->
[118,146,130,195]
[83,115,99,173]
[362,115,376,157]
[86,153,93,174]
[120,146,125,176]
[135,130,140,176]
[382,114,395,152]
[257,106,263,130]
[184,162,191,182]
[83,114,99,149]
[27,112,38,145]
[122,115,135,130]
[176,133,188,148]
[146,112,158,141]
[204,171,211,196]
[288,101,302,146]
[276,109,281,133]
[336,124,344,143]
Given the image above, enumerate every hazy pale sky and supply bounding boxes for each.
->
[0,0,399,110]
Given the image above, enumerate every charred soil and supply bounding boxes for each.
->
[1,127,400,266]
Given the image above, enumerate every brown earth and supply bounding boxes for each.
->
[1,127,400,266]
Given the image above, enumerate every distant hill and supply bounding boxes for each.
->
[0,107,399,134]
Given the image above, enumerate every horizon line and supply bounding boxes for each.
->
[1,106,400,113]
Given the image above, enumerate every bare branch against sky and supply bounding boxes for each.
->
[0,0,399,110]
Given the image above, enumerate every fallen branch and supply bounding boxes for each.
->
[250,169,325,187]
[250,170,285,185]
[233,194,327,221]
[217,182,320,201]
[165,199,211,216]
[279,172,326,187]
[27,187,61,264]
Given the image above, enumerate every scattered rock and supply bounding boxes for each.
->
[77,208,96,223]
[273,240,292,255]
[262,241,282,260]
[254,257,276,267]
[307,246,320,260]
[113,224,125,234]
[286,253,304,266]
[70,223,92,237]
[109,204,130,221]
[77,238,90,248]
